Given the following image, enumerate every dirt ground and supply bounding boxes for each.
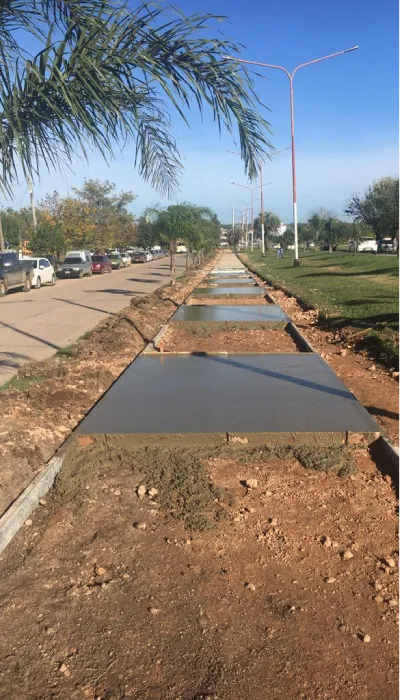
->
[0,258,219,516]
[244,271,399,445]
[161,322,302,353]
[0,441,397,700]
[187,296,270,306]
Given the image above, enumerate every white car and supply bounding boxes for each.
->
[144,250,153,262]
[21,257,56,288]
[349,238,378,253]
[120,253,131,267]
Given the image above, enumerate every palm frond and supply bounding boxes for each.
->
[0,1,273,196]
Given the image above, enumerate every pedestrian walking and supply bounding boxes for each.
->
[277,243,284,259]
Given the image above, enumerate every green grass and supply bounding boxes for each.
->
[243,249,399,367]
[1,374,46,391]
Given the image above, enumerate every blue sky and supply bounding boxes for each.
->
[7,0,399,224]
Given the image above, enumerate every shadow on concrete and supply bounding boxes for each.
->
[53,297,118,316]
[0,321,61,351]
[0,350,32,370]
[199,353,356,401]
[53,297,152,344]
[87,288,147,297]
[127,278,158,283]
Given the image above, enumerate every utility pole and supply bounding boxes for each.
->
[260,162,265,256]
[28,178,37,231]
[0,216,4,252]
[232,203,235,250]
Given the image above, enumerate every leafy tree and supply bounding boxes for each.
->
[0,1,271,197]
[253,211,280,249]
[30,221,65,257]
[72,179,136,250]
[297,223,315,249]
[0,207,31,248]
[227,228,241,250]
[136,216,157,249]
[345,177,399,244]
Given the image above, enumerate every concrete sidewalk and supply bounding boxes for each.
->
[77,251,379,443]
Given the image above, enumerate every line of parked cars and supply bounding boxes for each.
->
[348,237,398,254]
[0,246,167,297]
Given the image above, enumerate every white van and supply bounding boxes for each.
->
[176,244,187,253]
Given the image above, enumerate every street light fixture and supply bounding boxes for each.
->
[228,147,289,255]
[231,181,271,252]
[224,46,359,266]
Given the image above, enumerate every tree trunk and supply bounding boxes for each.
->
[328,243,332,253]
[185,250,189,269]
[170,244,176,286]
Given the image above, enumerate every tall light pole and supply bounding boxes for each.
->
[229,147,289,253]
[225,46,359,266]
[231,181,272,252]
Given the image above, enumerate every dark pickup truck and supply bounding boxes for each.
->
[0,252,32,297]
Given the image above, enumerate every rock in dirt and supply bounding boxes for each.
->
[325,576,336,584]
[134,521,147,531]
[148,607,160,615]
[268,517,278,526]
[95,566,107,577]
[148,488,158,498]
[383,556,396,569]
[360,633,371,643]
[321,536,332,548]
[340,350,347,357]
[244,582,256,591]
[341,549,354,561]
[59,663,71,677]
[245,478,258,489]
[24,519,33,527]
[388,599,398,608]
[137,484,147,498]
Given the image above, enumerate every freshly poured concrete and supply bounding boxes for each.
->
[204,277,255,285]
[194,286,264,296]
[172,305,288,322]
[78,354,378,436]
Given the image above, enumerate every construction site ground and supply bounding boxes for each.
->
[0,251,398,700]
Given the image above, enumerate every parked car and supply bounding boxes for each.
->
[58,250,93,278]
[108,252,123,269]
[21,257,56,288]
[144,250,153,262]
[91,254,112,274]
[378,238,397,254]
[176,244,187,253]
[120,253,131,267]
[349,238,377,254]
[320,242,337,252]
[131,251,147,263]
[0,251,32,296]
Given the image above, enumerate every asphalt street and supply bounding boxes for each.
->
[0,256,186,385]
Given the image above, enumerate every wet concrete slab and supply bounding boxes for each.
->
[78,354,379,436]
[204,277,255,285]
[193,286,264,296]
[172,305,288,322]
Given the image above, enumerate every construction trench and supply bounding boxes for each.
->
[0,251,397,700]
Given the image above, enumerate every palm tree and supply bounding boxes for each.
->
[147,203,219,284]
[0,1,272,197]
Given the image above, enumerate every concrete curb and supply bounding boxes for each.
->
[377,436,399,470]
[0,452,65,555]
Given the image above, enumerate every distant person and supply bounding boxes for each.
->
[277,243,284,259]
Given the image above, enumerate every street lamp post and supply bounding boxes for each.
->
[225,46,359,266]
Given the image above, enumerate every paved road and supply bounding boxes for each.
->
[0,256,187,385]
